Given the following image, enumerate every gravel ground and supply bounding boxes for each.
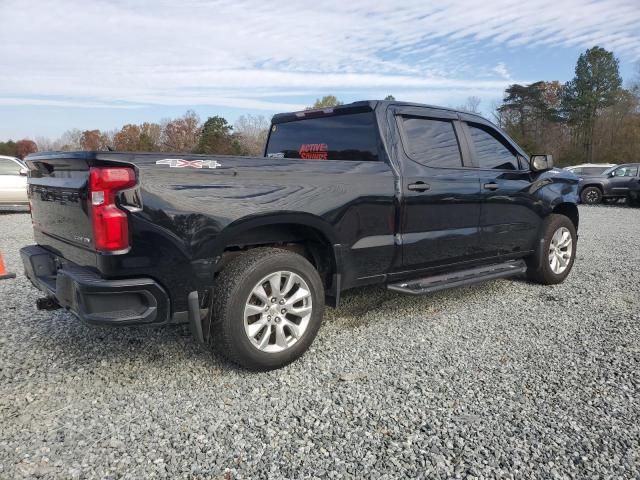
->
[0,206,639,479]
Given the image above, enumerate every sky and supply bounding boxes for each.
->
[1,0,639,141]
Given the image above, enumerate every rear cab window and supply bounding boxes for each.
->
[266,110,379,162]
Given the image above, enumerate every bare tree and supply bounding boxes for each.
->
[489,99,504,126]
[34,136,55,152]
[457,96,481,114]
[54,129,82,151]
[631,61,640,100]
[102,129,118,150]
[234,114,270,155]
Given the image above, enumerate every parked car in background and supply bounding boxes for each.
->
[579,163,640,205]
[0,155,29,211]
[564,163,616,176]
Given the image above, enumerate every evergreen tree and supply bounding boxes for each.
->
[561,46,622,162]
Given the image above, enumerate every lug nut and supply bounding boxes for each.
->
[279,299,285,305]
[281,309,286,314]
[267,315,271,321]
[271,297,277,303]
[275,317,281,323]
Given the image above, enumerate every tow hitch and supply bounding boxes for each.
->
[36,296,60,311]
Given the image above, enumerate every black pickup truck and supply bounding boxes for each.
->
[20,100,579,369]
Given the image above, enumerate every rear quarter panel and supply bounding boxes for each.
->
[116,154,397,311]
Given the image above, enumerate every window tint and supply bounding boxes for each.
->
[613,165,638,177]
[400,117,463,168]
[266,112,379,161]
[0,158,21,175]
[468,124,519,170]
[581,167,610,175]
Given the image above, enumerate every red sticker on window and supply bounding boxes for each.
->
[299,143,328,160]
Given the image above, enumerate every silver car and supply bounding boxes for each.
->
[0,155,29,211]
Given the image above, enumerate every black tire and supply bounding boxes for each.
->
[526,214,577,285]
[580,186,602,205]
[209,247,325,370]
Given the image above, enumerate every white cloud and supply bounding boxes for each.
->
[0,97,143,109]
[492,63,512,81]
[0,0,638,113]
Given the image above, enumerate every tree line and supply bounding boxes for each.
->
[1,46,637,166]
[0,95,397,159]
[493,46,639,166]
[0,112,271,159]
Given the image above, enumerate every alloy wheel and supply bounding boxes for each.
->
[548,227,573,274]
[243,271,313,353]
[585,189,600,204]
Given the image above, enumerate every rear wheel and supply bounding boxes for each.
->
[526,214,577,285]
[580,186,602,205]
[209,248,324,370]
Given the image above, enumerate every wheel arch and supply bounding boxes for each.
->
[552,202,579,231]
[213,213,341,301]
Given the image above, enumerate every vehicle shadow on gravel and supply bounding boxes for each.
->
[20,278,510,374]
[323,279,511,329]
[22,309,216,368]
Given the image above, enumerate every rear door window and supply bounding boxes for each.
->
[0,158,21,175]
[467,123,519,170]
[582,167,610,175]
[400,117,463,168]
[266,112,379,161]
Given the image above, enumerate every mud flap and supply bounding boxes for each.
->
[188,291,205,344]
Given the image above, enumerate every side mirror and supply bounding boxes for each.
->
[19,167,28,176]
[530,154,553,172]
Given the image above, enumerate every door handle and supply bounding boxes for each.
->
[483,182,499,191]
[407,181,430,192]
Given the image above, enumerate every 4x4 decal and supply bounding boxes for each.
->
[156,159,221,169]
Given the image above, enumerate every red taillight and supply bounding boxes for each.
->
[89,167,136,252]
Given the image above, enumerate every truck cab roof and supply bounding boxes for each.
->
[272,100,487,124]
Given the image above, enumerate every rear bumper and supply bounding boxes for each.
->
[20,245,170,326]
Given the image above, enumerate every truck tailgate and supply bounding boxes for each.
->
[28,156,94,249]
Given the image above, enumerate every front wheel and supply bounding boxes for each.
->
[209,248,325,370]
[526,214,577,285]
[580,186,602,205]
